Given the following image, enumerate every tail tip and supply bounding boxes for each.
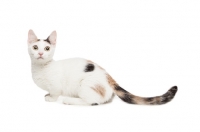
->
[169,86,178,94]
[160,86,178,105]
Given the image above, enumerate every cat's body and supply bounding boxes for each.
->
[32,58,113,104]
[28,30,178,105]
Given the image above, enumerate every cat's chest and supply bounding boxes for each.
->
[32,69,49,90]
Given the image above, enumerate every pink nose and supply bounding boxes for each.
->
[38,52,43,56]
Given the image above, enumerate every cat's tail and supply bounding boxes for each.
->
[113,85,178,105]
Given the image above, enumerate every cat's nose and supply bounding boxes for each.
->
[38,52,43,56]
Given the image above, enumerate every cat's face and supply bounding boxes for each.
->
[28,30,56,63]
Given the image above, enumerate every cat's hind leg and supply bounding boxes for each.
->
[62,85,107,106]
[63,79,113,105]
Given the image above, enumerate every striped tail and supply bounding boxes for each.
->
[113,85,178,105]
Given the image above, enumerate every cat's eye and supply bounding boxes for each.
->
[33,45,38,50]
[44,46,50,51]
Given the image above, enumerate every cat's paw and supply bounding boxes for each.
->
[63,100,71,105]
[45,95,57,102]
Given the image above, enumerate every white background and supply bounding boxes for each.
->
[0,0,199,132]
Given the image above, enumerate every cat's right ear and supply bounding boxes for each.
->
[28,29,38,44]
[46,31,57,45]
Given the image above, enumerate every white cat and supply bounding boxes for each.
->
[28,30,178,105]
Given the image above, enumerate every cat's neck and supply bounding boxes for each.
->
[31,59,53,68]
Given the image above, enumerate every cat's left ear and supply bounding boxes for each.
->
[28,29,38,44]
[46,31,57,45]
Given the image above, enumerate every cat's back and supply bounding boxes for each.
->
[57,57,88,71]
[56,57,104,78]
[51,58,91,78]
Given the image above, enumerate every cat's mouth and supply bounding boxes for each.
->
[37,57,44,60]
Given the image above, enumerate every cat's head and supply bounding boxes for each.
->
[27,30,56,64]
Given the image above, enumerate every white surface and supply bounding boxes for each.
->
[0,0,199,132]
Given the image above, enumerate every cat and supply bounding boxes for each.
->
[28,29,178,105]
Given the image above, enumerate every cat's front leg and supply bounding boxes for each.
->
[45,93,59,102]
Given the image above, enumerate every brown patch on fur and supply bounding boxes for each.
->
[98,65,105,70]
[134,96,145,104]
[92,85,106,97]
[106,74,117,89]
[115,90,124,97]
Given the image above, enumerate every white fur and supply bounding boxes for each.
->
[28,30,113,105]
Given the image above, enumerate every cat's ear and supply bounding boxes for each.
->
[46,31,57,45]
[28,29,38,44]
